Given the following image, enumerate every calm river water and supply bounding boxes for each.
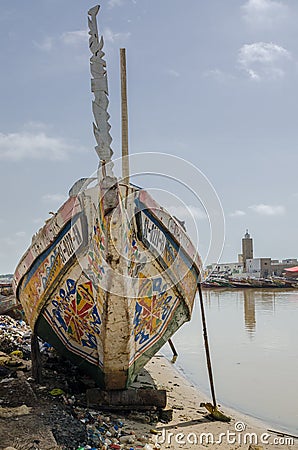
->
[162,289,298,435]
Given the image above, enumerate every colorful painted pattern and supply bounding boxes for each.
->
[129,202,199,361]
[21,216,85,328]
[85,184,108,289]
[163,239,198,300]
[44,277,102,365]
[22,250,64,328]
[133,274,179,349]
[87,217,106,288]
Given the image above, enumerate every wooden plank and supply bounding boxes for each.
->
[31,332,42,383]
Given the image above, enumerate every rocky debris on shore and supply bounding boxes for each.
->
[0,316,165,450]
[0,315,31,357]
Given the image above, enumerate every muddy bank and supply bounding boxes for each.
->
[0,315,297,450]
[0,316,167,450]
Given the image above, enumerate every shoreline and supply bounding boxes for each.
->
[145,354,298,449]
[0,313,297,449]
[168,356,293,436]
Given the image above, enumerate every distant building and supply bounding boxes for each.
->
[246,258,271,278]
[206,230,297,280]
[242,230,253,271]
[282,259,298,264]
[206,262,244,277]
[271,259,298,276]
[245,257,298,278]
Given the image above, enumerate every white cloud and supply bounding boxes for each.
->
[42,194,67,204]
[242,0,288,28]
[103,27,131,43]
[238,42,291,80]
[61,30,88,46]
[0,130,82,162]
[230,210,246,217]
[166,69,180,78]
[35,29,88,53]
[35,26,129,54]
[249,203,285,215]
[246,69,260,80]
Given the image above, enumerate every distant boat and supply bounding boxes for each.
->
[202,275,298,289]
[13,5,202,389]
[0,280,19,316]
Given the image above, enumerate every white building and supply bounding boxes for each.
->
[246,258,271,278]
[207,262,244,277]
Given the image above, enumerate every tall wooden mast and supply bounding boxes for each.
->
[120,48,130,186]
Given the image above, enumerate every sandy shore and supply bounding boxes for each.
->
[0,315,297,450]
[145,354,298,450]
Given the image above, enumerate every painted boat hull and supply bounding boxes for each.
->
[14,181,201,389]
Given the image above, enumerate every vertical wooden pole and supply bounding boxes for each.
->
[168,338,178,363]
[31,332,42,383]
[198,282,217,408]
[120,48,129,187]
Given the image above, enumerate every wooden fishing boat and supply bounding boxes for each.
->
[0,279,20,316]
[13,5,202,390]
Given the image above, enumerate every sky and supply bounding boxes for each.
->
[0,0,298,273]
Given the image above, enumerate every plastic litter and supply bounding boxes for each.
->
[9,350,23,358]
[150,429,160,435]
[0,315,157,450]
[0,315,31,357]
[49,388,65,396]
[119,434,135,444]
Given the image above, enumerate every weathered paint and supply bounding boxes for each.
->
[43,274,103,366]
[13,196,81,292]
[14,183,201,389]
[19,214,86,328]
[137,189,201,271]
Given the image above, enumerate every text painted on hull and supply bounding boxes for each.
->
[57,219,84,264]
[141,212,166,255]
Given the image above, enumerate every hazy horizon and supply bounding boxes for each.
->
[0,0,297,273]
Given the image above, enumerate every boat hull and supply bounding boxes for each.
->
[14,182,201,389]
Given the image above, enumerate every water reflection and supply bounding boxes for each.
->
[243,290,256,334]
[204,288,277,335]
[162,289,298,435]
[256,290,276,312]
[243,290,276,334]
